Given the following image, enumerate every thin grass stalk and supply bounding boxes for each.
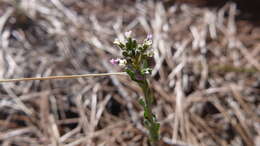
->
[0,72,127,83]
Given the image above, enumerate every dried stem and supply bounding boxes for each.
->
[0,72,127,83]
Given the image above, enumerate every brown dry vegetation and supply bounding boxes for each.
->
[0,0,259,146]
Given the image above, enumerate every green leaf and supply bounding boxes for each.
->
[152,123,160,131]
[143,44,148,50]
[143,119,150,129]
[143,58,149,68]
[122,51,128,57]
[119,43,125,49]
[155,123,160,130]
[126,38,133,50]
[125,69,136,81]
[127,51,133,57]
[138,98,145,107]
[132,39,138,49]
[144,108,149,119]
[149,122,160,141]
[138,46,144,52]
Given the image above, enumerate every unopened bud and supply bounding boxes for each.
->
[125,31,132,38]
[144,39,152,46]
[119,59,127,67]
[146,34,152,40]
[146,51,154,57]
[113,38,121,46]
[110,58,120,65]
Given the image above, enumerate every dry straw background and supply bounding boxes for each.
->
[0,0,259,146]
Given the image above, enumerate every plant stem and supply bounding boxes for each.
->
[138,79,160,145]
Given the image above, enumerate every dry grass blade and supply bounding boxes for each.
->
[0,72,127,82]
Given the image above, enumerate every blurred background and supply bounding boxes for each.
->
[0,0,259,145]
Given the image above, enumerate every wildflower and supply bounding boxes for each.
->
[118,59,127,67]
[112,31,160,144]
[113,38,121,46]
[144,39,152,46]
[146,34,152,40]
[110,58,119,65]
[146,50,154,57]
[141,68,152,75]
[125,31,132,38]
[143,34,153,47]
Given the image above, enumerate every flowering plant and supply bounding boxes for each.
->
[111,31,160,144]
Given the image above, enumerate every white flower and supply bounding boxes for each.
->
[125,31,132,38]
[143,70,150,74]
[113,38,121,45]
[146,34,152,40]
[141,68,152,75]
[146,50,154,57]
[144,39,152,46]
[143,34,153,46]
[118,59,127,67]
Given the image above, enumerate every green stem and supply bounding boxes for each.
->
[138,79,160,145]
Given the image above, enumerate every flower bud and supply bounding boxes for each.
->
[110,58,120,65]
[125,31,132,38]
[141,68,152,75]
[143,34,153,47]
[119,59,127,67]
[146,50,154,57]
[144,39,152,46]
[113,38,121,45]
[146,34,152,40]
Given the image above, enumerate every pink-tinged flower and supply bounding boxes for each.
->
[146,34,152,40]
[110,58,119,65]
[143,34,153,46]
[125,31,132,38]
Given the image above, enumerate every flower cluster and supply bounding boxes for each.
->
[110,58,127,67]
[111,31,160,144]
[111,31,155,81]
